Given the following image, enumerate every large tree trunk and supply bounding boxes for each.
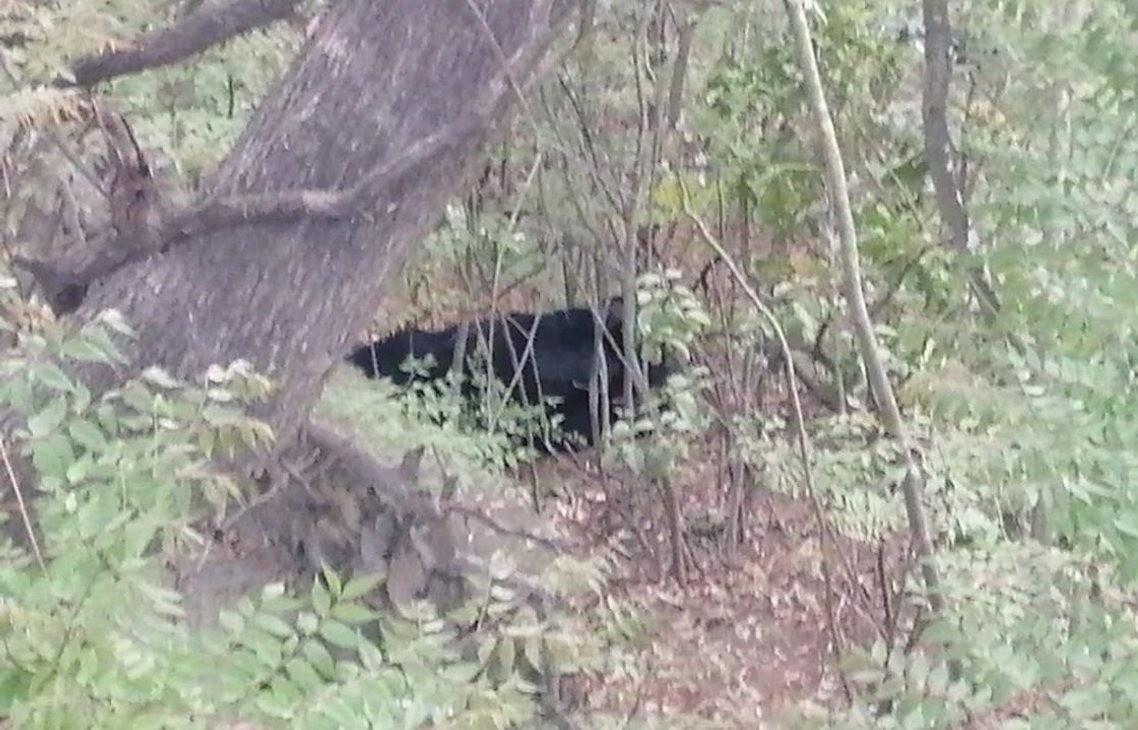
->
[75,0,574,452]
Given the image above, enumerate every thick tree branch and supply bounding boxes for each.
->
[62,0,302,88]
[20,52,521,315]
[18,115,478,312]
[666,8,695,131]
[167,106,491,238]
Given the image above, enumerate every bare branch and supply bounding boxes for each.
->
[62,0,302,88]
[666,6,696,131]
[1,437,44,570]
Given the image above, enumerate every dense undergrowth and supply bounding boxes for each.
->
[0,289,625,728]
[5,0,1138,727]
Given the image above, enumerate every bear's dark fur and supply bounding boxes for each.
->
[346,301,670,451]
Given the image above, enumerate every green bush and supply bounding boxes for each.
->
[0,289,602,728]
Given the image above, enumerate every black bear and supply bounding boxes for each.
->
[346,327,456,385]
[346,300,670,451]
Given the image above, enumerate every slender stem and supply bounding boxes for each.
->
[1,437,45,569]
[782,0,951,655]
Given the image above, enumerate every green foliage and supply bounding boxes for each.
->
[0,0,298,187]
[320,366,546,479]
[609,269,712,479]
[680,0,1138,726]
[0,294,605,727]
[635,268,711,364]
[873,5,1138,720]
[329,334,594,470]
[188,569,559,730]
[0,0,119,82]
[0,302,273,726]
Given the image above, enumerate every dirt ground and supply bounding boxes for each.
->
[533,451,889,728]
[168,391,892,728]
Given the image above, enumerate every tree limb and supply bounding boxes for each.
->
[62,0,302,88]
[666,6,696,131]
[17,82,497,315]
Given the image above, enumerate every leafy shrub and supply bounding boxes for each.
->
[0,290,604,727]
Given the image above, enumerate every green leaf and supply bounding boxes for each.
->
[322,565,343,598]
[357,639,384,673]
[241,626,284,666]
[28,396,68,438]
[58,337,113,363]
[71,382,92,413]
[28,362,75,393]
[330,601,379,625]
[297,612,319,635]
[65,453,93,484]
[311,577,331,617]
[0,376,35,414]
[285,657,324,692]
[68,419,108,453]
[31,433,75,480]
[218,609,245,636]
[254,612,295,639]
[318,620,359,650]
[259,676,300,718]
[141,367,181,390]
[340,572,385,601]
[95,309,135,337]
[1114,513,1138,539]
[301,639,337,678]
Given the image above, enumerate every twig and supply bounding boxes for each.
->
[1,437,45,569]
[445,503,567,554]
[462,0,538,127]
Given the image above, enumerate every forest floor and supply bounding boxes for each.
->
[534,453,888,728]
[172,365,893,728]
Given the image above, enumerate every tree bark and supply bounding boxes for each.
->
[72,0,576,456]
[921,0,1004,318]
[921,0,969,253]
